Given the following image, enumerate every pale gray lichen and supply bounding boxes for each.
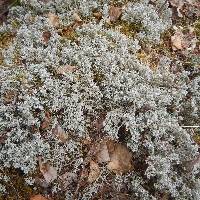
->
[0,0,199,199]
[122,0,172,43]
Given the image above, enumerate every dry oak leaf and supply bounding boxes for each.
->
[109,5,122,22]
[42,31,51,43]
[73,12,82,22]
[38,157,57,184]
[88,160,100,183]
[107,143,133,174]
[96,141,110,163]
[40,111,51,130]
[30,194,48,200]
[47,13,59,27]
[93,12,103,20]
[56,65,77,75]
[60,172,78,189]
[52,124,68,143]
[3,90,16,104]
[169,0,184,17]
[93,113,106,132]
[171,29,184,50]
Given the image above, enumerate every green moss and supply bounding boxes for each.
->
[193,133,200,145]
[60,26,78,41]
[0,32,15,49]
[110,20,142,38]
[110,0,138,6]
[11,19,21,29]
[93,70,105,84]
[194,20,200,40]
[12,0,21,6]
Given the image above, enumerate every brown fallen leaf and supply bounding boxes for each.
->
[184,154,200,172]
[107,143,133,174]
[109,5,122,22]
[88,160,100,183]
[171,29,184,50]
[56,65,77,75]
[93,12,103,20]
[3,90,16,104]
[0,131,7,144]
[52,124,68,143]
[30,194,48,200]
[42,31,51,43]
[60,172,77,189]
[38,157,57,184]
[93,113,106,132]
[183,27,198,52]
[96,141,110,163]
[47,13,59,27]
[40,111,51,130]
[169,0,184,17]
[73,12,82,22]
[171,27,197,52]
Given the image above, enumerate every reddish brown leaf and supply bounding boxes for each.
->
[30,194,48,200]
[40,111,51,130]
[38,157,57,184]
[107,143,133,174]
[60,172,77,189]
[93,12,103,20]
[109,6,122,22]
[52,124,68,143]
[171,27,197,53]
[73,12,82,22]
[3,90,16,104]
[56,65,77,75]
[93,112,106,132]
[47,13,59,27]
[169,0,184,17]
[42,31,51,43]
[88,160,100,183]
[96,141,110,163]
[171,29,184,50]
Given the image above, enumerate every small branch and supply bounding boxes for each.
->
[181,126,200,128]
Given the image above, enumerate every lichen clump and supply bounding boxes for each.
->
[0,0,200,199]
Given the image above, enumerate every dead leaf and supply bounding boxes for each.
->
[82,136,92,145]
[109,6,122,22]
[93,12,103,20]
[52,124,68,143]
[56,65,77,75]
[107,143,133,174]
[169,0,184,17]
[96,141,110,163]
[73,12,82,22]
[171,29,184,50]
[3,90,16,104]
[35,177,49,188]
[42,31,51,43]
[30,194,48,200]
[93,113,106,132]
[40,111,51,130]
[38,157,57,184]
[171,27,197,52]
[184,154,200,172]
[88,160,100,183]
[60,172,77,189]
[47,13,59,27]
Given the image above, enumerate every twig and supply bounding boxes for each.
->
[181,126,200,128]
